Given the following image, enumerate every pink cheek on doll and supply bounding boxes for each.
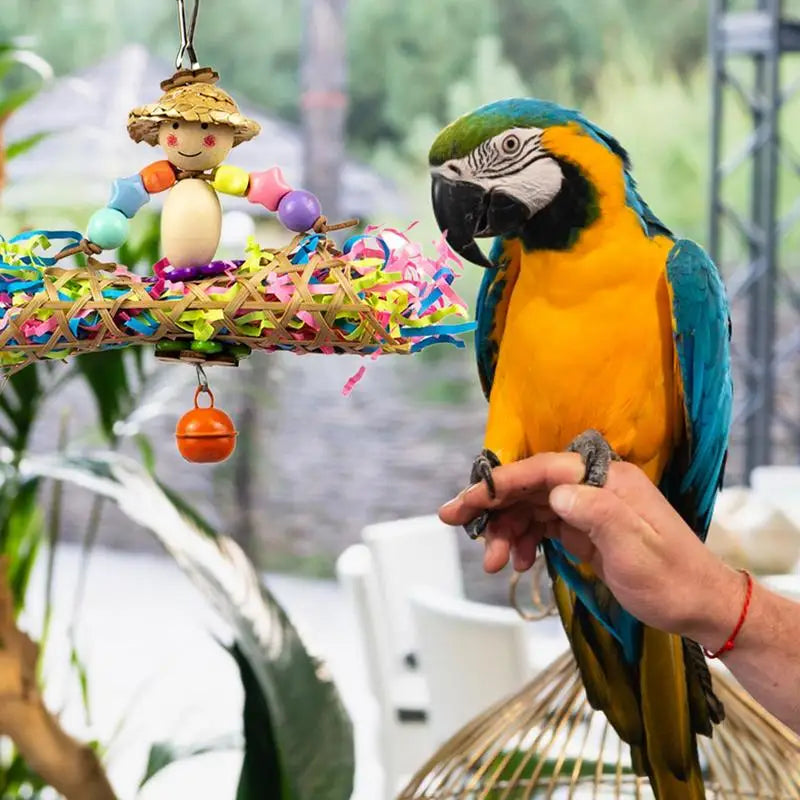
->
[166,134,178,147]
[203,135,217,148]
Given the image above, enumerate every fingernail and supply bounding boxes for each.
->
[550,485,576,516]
[440,489,465,509]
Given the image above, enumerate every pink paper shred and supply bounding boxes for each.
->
[342,365,367,396]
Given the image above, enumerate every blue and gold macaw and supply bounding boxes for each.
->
[428,99,732,799]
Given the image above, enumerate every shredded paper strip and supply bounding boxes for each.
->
[0,227,476,374]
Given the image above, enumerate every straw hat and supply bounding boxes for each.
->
[127,67,261,147]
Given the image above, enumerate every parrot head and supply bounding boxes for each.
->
[429,98,638,267]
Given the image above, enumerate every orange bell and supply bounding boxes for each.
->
[175,387,237,463]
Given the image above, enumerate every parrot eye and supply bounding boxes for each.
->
[501,134,521,154]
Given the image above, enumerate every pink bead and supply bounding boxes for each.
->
[247,167,292,212]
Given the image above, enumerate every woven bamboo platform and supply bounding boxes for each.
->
[0,229,475,373]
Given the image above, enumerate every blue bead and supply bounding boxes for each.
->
[88,207,129,250]
[108,174,149,218]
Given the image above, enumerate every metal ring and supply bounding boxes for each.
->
[509,558,558,622]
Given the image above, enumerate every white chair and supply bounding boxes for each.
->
[709,477,800,574]
[361,515,463,672]
[751,465,800,534]
[336,544,434,799]
[408,587,535,744]
[761,573,800,601]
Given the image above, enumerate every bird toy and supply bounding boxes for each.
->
[0,0,476,463]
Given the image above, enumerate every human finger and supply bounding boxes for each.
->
[439,452,584,525]
[512,522,543,572]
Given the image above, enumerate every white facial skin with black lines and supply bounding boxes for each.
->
[432,127,564,218]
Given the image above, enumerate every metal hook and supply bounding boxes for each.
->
[175,0,201,70]
[195,362,209,391]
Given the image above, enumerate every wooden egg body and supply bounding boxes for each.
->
[161,178,222,268]
[175,403,237,463]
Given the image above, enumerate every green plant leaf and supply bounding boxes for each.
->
[139,734,241,789]
[23,453,355,800]
[0,749,48,797]
[70,645,92,725]
[156,480,219,540]
[0,476,43,613]
[0,87,37,118]
[75,350,132,442]
[0,45,53,84]
[135,434,157,475]
[6,131,49,161]
[231,643,284,800]
[0,365,44,456]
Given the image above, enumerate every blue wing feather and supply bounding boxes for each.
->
[660,240,733,538]
[475,237,517,399]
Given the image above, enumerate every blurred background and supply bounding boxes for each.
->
[0,1,799,799]
[3,0,800,596]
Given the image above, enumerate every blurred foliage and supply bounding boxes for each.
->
[26,453,355,800]
[0,751,48,800]
[6,0,800,261]
[139,735,241,790]
[0,0,709,151]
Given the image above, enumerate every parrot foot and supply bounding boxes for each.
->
[566,429,620,488]
[463,448,501,540]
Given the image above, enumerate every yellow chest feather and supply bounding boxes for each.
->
[489,224,678,479]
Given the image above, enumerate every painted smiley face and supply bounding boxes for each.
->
[157,120,234,171]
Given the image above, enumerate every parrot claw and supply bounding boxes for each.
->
[463,448,502,540]
[566,429,621,488]
[464,513,490,540]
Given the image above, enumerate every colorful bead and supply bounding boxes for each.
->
[190,340,223,354]
[109,174,149,218]
[165,260,231,282]
[87,207,129,250]
[212,165,250,197]
[247,166,291,212]
[155,340,186,353]
[227,343,252,358]
[278,190,322,232]
[140,160,177,194]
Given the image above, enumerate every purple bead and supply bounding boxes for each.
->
[278,190,321,232]
[165,261,231,282]
[199,261,231,277]
[165,265,202,281]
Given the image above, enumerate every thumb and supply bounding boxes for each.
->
[549,483,636,540]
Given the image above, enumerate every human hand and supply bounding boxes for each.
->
[438,453,743,640]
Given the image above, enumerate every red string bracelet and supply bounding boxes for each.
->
[703,569,754,660]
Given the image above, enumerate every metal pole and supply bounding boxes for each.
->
[708,0,725,262]
[745,0,769,476]
[746,0,780,473]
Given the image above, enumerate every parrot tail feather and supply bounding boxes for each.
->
[683,638,726,734]
[571,602,643,745]
[548,562,713,799]
[629,746,651,779]
[640,627,706,799]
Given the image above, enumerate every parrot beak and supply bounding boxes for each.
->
[431,175,531,268]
